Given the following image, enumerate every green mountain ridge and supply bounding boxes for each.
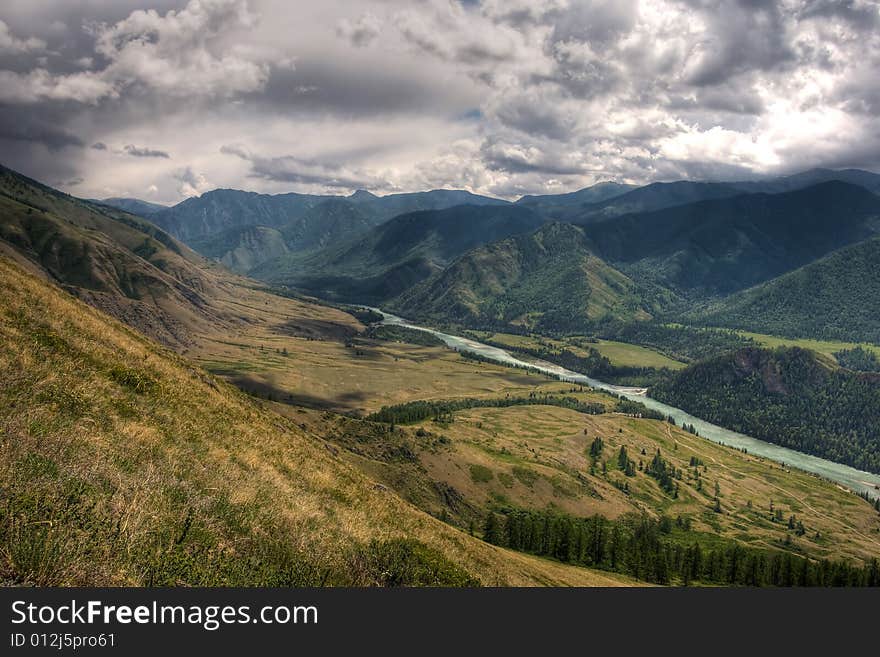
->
[0,165,231,347]
[189,224,290,274]
[95,197,168,216]
[691,236,880,343]
[256,204,546,302]
[390,222,674,331]
[650,346,880,474]
[581,180,880,297]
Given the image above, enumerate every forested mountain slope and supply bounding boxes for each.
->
[651,347,880,473]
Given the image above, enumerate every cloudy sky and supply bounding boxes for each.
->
[0,0,878,203]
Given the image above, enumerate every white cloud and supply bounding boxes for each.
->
[2,0,880,201]
[173,166,211,197]
[0,0,279,105]
[0,19,46,54]
[336,13,381,47]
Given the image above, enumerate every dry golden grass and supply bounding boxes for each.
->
[408,404,880,564]
[188,293,598,415]
[0,256,638,586]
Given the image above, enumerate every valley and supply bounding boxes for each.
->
[3,162,880,587]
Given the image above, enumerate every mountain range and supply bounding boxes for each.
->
[390,222,673,331]
[3,161,880,586]
[9,163,880,342]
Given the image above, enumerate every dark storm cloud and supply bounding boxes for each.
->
[256,58,477,118]
[549,0,638,46]
[123,144,170,158]
[220,144,381,189]
[798,0,880,28]
[0,0,878,201]
[678,1,797,87]
[0,110,84,150]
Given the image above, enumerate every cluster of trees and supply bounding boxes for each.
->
[474,336,670,387]
[617,446,636,477]
[347,307,384,325]
[645,449,681,497]
[366,324,445,347]
[652,347,880,474]
[834,346,880,372]
[600,322,758,363]
[857,489,880,512]
[613,398,667,421]
[481,509,880,586]
[366,394,605,425]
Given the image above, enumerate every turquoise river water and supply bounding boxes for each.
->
[374,308,880,501]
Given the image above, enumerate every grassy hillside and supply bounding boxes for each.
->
[96,198,167,216]
[0,165,234,347]
[391,222,674,332]
[445,406,880,563]
[0,255,636,586]
[692,237,880,343]
[651,347,880,474]
[582,181,880,297]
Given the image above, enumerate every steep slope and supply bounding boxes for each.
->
[152,187,508,245]
[581,181,880,297]
[0,164,230,347]
[184,198,377,274]
[256,204,545,302]
[515,182,636,219]
[150,188,335,242]
[96,197,167,216]
[691,237,880,343]
[392,222,673,331]
[0,255,630,586]
[152,187,510,272]
[650,347,880,474]
[350,188,509,217]
[189,224,290,274]
[279,197,377,252]
[572,168,880,223]
[731,168,880,195]
[573,181,745,222]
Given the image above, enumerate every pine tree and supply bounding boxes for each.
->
[483,512,501,545]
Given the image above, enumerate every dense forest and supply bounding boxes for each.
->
[834,346,880,372]
[692,237,880,343]
[651,347,880,473]
[481,509,880,586]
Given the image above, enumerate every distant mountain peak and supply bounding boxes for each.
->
[349,189,378,201]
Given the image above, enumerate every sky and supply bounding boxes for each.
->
[0,0,878,204]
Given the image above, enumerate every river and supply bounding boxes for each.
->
[374,308,880,501]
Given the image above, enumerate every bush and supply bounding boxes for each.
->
[350,538,481,587]
[469,464,494,483]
